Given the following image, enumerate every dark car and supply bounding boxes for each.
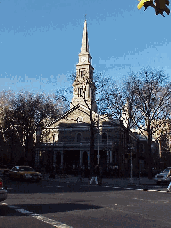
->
[0,178,7,202]
[154,167,171,184]
[8,166,42,182]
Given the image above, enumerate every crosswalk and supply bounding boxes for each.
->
[80,184,170,193]
[7,184,170,194]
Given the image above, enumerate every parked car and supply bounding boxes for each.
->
[8,166,42,182]
[0,178,7,202]
[154,167,171,184]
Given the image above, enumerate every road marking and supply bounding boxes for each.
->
[159,190,167,193]
[124,188,133,190]
[31,214,73,228]
[7,204,73,228]
[136,189,143,191]
[8,205,19,209]
[15,208,33,214]
[56,186,64,188]
[104,186,110,188]
[112,187,121,189]
[147,189,157,192]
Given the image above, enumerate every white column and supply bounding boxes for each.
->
[35,150,40,168]
[53,150,56,169]
[88,151,90,169]
[110,150,112,163]
[61,151,63,169]
[80,150,82,167]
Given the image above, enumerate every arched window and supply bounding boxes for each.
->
[77,133,82,142]
[102,133,107,144]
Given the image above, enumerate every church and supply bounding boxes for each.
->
[35,20,139,177]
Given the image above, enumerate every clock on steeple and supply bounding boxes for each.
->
[81,56,87,62]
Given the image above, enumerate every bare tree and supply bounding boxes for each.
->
[97,68,171,178]
[3,91,67,166]
[124,69,171,178]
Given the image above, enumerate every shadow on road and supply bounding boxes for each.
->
[12,202,102,214]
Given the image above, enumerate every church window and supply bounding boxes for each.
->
[88,87,90,98]
[81,71,84,77]
[89,88,91,98]
[53,134,58,143]
[77,133,82,142]
[78,88,80,97]
[80,88,83,97]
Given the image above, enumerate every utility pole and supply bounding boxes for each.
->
[89,93,94,175]
[130,146,133,183]
[97,113,100,165]
[128,143,133,183]
[82,89,95,175]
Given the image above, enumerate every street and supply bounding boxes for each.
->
[1,176,171,228]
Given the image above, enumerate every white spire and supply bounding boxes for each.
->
[81,20,89,53]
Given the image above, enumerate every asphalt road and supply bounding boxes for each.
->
[1,177,171,228]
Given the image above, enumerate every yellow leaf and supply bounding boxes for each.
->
[137,0,151,9]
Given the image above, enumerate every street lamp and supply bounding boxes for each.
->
[97,113,100,165]
[128,143,133,183]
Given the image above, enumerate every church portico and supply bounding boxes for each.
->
[35,141,91,174]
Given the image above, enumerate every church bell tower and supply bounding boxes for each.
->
[71,20,97,112]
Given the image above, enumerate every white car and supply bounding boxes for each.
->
[0,178,7,202]
[154,168,171,184]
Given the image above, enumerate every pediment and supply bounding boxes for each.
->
[45,104,94,129]
[44,104,120,130]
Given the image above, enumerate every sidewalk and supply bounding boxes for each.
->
[43,174,156,187]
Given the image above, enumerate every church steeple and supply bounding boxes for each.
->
[71,20,97,112]
[81,20,89,54]
[78,19,92,65]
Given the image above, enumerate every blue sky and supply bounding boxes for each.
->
[0,0,171,98]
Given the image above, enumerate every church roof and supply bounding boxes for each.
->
[45,104,80,128]
[44,102,121,129]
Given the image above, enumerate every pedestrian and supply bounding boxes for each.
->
[90,164,100,185]
[167,181,171,192]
